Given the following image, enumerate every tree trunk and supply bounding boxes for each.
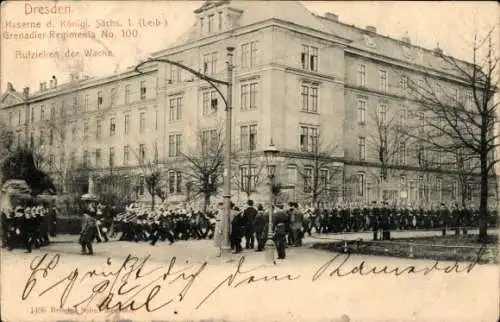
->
[203,193,210,215]
[150,185,155,211]
[478,151,489,244]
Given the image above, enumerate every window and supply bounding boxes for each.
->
[200,17,204,35]
[169,61,183,83]
[287,166,297,185]
[379,104,388,125]
[50,103,56,119]
[241,43,249,68]
[241,81,259,110]
[124,115,130,134]
[139,144,146,163]
[379,70,388,93]
[436,178,442,200]
[202,90,218,116]
[400,175,407,191]
[49,129,54,146]
[109,147,115,167]
[168,171,183,194]
[301,84,319,113]
[208,14,214,33]
[203,52,218,74]
[358,136,366,161]
[31,107,35,123]
[355,173,364,197]
[110,117,116,136]
[123,145,129,165]
[18,110,22,125]
[140,81,146,100]
[418,176,425,200]
[201,129,219,151]
[71,125,76,142]
[125,85,130,104]
[139,112,146,133]
[240,124,257,151]
[8,112,13,125]
[97,91,103,108]
[453,88,459,105]
[300,126,318,152]
[400,75,408,95]
[96,120,102,139]
[40,105,45,120]
[357,64,366,87]
[399,142,407,165]
[357,99,366,125]
[168,134,182,157]
[48,154,54,170]
[250,41,258,66]
[400,107,407,127]
[452,181,459,200]
[240,166,257,192]
[169,95,183,121]
[303,167,313,193]
[466,91,473,109]
[83,121,89,140]
[218,12,222,30]
[110,87,116,106]
[83,150,89,167]
[84,95,89,112]
[319,169,329,189]
[301,45,318,71]
[154,109,158,130]
[30,132,34,148]
[72,96,78,114]
[418,112,425,129]
[95,149,101,168]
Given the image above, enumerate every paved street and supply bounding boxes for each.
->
[1,229,498,322]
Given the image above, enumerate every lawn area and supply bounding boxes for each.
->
[312,233,498,264]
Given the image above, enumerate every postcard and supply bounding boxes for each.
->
[0,1,498,321]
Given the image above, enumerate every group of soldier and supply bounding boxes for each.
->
[303,202,498,240]
[0,204,58,253]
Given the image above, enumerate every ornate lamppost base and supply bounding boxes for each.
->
[265,234,275,262]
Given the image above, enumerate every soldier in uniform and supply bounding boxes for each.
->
[451,204,461,235]
[440,203,450,236]
[23,207,37,253]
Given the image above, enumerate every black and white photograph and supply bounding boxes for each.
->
[0,1,498,321]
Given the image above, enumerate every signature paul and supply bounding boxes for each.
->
[22,253,207,313]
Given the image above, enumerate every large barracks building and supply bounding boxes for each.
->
[0,1,494,207]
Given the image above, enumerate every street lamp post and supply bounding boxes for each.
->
[264,140,280,262]
[134,46,235,251]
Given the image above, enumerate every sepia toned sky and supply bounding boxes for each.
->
[0,1,498,93]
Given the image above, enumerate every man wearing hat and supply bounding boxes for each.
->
[242,200,257,249]
[272,203,289,259]
[79,197,98,255]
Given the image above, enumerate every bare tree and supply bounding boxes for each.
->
[365,104,410,200]
[181,126,225,214]
[231,139,266,200]
[131,142,167,210]
[297,130,342,207]
[405,29,498,243]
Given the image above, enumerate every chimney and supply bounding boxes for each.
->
[434,43,443,55]
[366,25,377,33]
[39,82,47,91]
[325,12,339,22]
[23,87,30,99]
[7,82,14,92]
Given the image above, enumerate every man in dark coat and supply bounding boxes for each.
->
[242,200,258,249]
[230,206,244,254]
[371,202,380,240]
[272,204,289,259]
[253,204,268,252]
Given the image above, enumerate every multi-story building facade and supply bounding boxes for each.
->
[1,1,495,207]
